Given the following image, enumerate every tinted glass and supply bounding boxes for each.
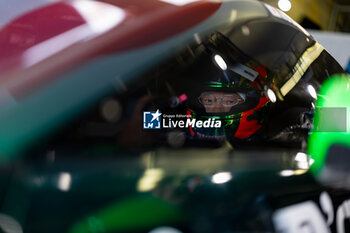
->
[0,3,347,233]
[41,16,344,152]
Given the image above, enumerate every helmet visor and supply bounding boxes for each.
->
[198,91,245,113]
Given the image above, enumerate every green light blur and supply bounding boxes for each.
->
[69,196,184,233]
[308,74,350,176]
[207,82,231,88]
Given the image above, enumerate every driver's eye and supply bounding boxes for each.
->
[202,98,213,105]
[222,96,235,104]
[224,100,235,105]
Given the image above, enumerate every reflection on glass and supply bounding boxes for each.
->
[148,226,183,233]
[58,172,72,192]
[24,1,125,67]
[100,98,122,122]
[307,85,318,100]
[295,152,315,169]
[309,158,315,165]
[0,214,23,233]
[311,102,315,109]
[211,172,233,184]
[278,0,291,12]
[279,170,294,177]
[295,152,307,162]
[297,161,309,169]
[267,89,277,103]
[241,25,250,36]
[213,54,227,70]
[279,169,308,177]
[159,0,199,6]
[295,152,311,169]
[73,1,125,33]
[137,168,164,192]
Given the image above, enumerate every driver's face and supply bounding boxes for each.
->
[199,92,244,113]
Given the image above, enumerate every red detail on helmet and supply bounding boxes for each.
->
[234,97,269,139]
[179,93,188,103]
[249,65,267,90]
[187,109,195,137]
[254,65,267,78]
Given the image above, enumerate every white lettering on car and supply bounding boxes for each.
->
[273,192,350,233]
[336,199,350,233]
[273,201,330,233]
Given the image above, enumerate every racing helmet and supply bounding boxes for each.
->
[183,33,271,140]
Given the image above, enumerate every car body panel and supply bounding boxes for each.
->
[1,149,349,233]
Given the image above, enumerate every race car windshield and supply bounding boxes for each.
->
[9,14,344,156]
